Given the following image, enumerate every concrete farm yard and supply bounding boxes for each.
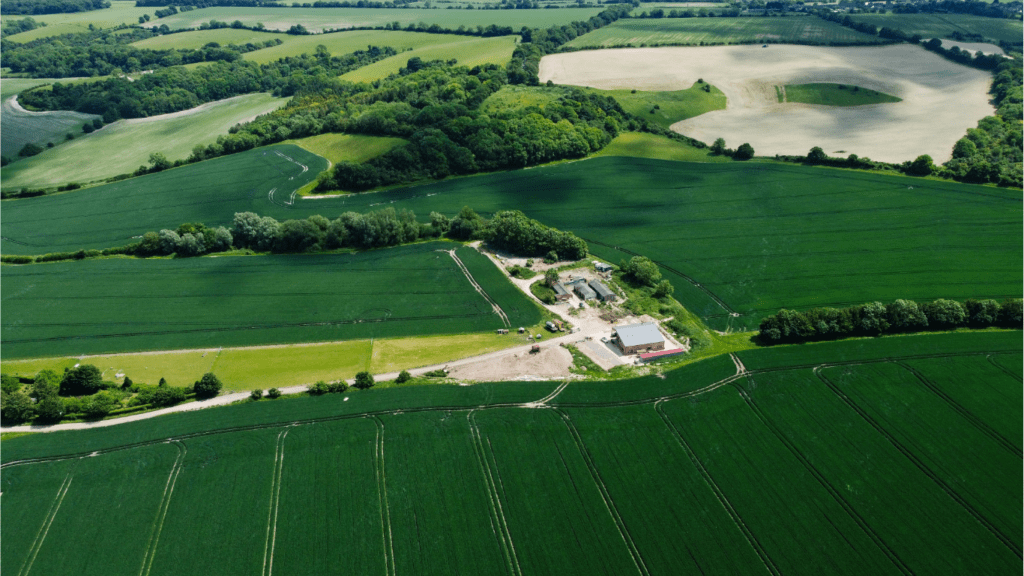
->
[540,44,995,163]
[2,332,1020,575]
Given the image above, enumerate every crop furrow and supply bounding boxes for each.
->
[555,409,650,576]
[986,354,1022,382]
[18,472,74,576]
[370,416,396,576]
[732,379,916,576]
[655,400,780,576]
[891,362,1020,458]
[814,370,1022,559]
[139,441,186,576]
[467,411,521,576]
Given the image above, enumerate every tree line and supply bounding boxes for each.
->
[2,16,46,36]
[1,26,284,78]
[19,46,396,122]
[758,298,1023,344]
[1,0,107,15]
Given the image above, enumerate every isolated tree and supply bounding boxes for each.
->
[193,373,223,398]
[544,269,559,286]
[158,377,168,387]
[121,376,133,389]
[622,256,662,287]
[710,138,727,155]
[807,146,828,163]
[353,371,375,390]
[267,388,282,399]
[734,143,755,160]
[250,389,263,401]
[395,370,412,384]
[59,364,103,396]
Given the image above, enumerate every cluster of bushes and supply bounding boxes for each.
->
[758,298,1023,344]
[488,210,588,261]
[19,46,396,121]
[921,37,1011,72]
[1,0,108,15]
[250,387,282,400]
[2,16,45,35]
[619,256,673,296]
[710,138,755,160]
[307,380,348,395]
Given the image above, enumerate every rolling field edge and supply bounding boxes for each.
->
[813,369,1022,559]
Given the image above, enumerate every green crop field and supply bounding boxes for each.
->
[3,330,1019,575]
[564,15,889,48]
[782,83,902,106]
[130,28,517,72]
[147,6,606,33]
[0,1,155,42]
[0,241,542,359]
[1,87,99,160]
[847,13,1024,44]
[1,93,288,190]
[4,155,1019,330]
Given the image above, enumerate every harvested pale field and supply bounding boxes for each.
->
[540,44,994,163]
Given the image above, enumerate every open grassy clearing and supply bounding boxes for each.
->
[0,1,154,42]
[283,133,406,166]
[339,34,516,83]
[588,83,726,128]
[782,82,901,106]
[0,331,526,391]
[564,15,888,48]
[147,6,606,33]
[847,13,1024,44]
[1,93,288,190]
[2,331,1019,575]
[542,45,995,163]
[1,241,544,359]
[592,132,732,163]
[3,156,1018,331]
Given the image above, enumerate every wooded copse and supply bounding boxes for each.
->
[1,0,107,15]
[758,298,1023,344]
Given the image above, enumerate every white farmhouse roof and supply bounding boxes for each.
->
[614,322,664,348]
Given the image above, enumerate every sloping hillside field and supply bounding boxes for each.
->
[6,155,1017,331]
[540,45,994,163]
[0,242,542,358]
[2,331,1019,575]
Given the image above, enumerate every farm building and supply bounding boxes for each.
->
[574,283,597,300]
[613,322,665,355]
[552,282,571,301]
[589,280,616,302]
[594,261,613,273]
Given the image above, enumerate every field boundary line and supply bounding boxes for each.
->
[655,399,780,576]
[467,410,522,576]
[890,361,1021,458]
[555,409,650,576]
[815,369,1022,559]
[370,416,396,576]
[731,377,917,576]
[139,441,186,576]
[986,354,1022,383]
[524,379,571,408]
[261,430,289,576]
[446,249,510,328]
[19,472,74,576]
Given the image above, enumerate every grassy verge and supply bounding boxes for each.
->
[592,132,730,163]
[284,133,406,167]
[783,83,901,107]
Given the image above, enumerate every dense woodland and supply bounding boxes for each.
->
[1,17,46,36]
[1,0,107,15]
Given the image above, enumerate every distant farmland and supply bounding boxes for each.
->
[1,93,288,190]
[564,16,889,48]
[0,242,543,358]
[146,6,606,33]
[3,155,1019,331]
[847,13,1024,44]
[2,330,1019,575]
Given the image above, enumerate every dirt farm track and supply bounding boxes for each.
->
[540,44,994,163]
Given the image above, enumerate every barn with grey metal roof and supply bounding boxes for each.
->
[588,279,616,302]
[613,322,665,354]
